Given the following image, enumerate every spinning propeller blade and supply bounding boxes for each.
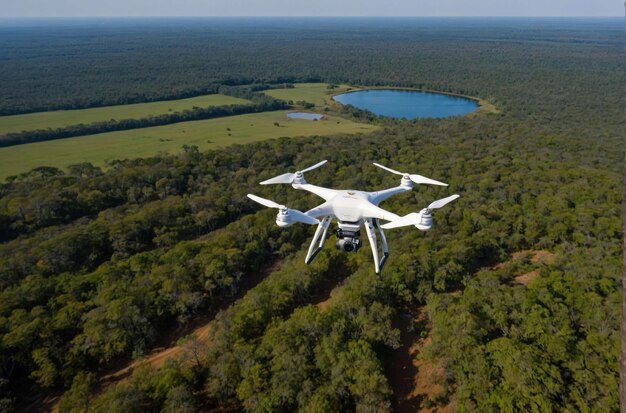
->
[260,172,296,185]
[372,162,403,176]
[247,194,282,209]
[261,160,327,185]
[380,194,460,229]
[300,160,328,173]
[373,162,447,186]
[428,194,460,210]
[408,174,447,186]
[247,194,319,225]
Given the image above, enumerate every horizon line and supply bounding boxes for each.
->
[0,15,623,19]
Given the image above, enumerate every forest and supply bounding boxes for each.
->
[0,17,623,413]
[0,96,285,148]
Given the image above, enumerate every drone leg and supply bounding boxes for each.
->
[320,218,330,246]
[377,221,389,271]
[305,216,331,265]
[364,218,381,274]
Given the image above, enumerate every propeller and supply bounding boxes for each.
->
[381,194,459,229]
[247,194,319,225]
[261,160,328,185]
[427,194,460,210]
[373,162,447,186]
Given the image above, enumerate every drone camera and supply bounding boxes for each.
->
[335,238,361,252]
[335,227,361,253]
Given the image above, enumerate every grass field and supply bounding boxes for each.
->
[264,83,359,107]
[0,94,250,135]
[265,83,497,115]
[0,110,377,179]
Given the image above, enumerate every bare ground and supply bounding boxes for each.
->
[515,269,540,286]
[510,249,556,265]
[491,250,556,287]
[316,296,333,311]
[97,261,283,388]
[311,261,352,311]
[511,250,556,286]
[385,250,558,412]
[387,307,453,413]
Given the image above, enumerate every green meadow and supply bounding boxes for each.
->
[0,110,377,179]
[0,94,249,135]
[264,83,358,107]
[265,83,496,115]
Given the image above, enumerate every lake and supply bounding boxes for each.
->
[287,112,323,120]
[332,89,478,119]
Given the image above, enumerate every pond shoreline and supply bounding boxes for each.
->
[331,85,498,117]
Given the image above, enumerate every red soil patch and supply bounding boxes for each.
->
[514,270,540,286]
[490,250,556,287]
[529,250,556,264]
[312,263,352,312]
[510,250,556,264]
[387,307,453,413]
[100,263,284,382]
[510,250,555,286]
[492,250,557,271]
[316,296,333,311]
[100,323,213,384]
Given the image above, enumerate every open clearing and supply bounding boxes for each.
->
[0,110,377,179]
[388,308,453,413]
[264,83,359,107]
[0,94,250,135]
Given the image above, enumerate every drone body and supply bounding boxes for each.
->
[248,160,459,274]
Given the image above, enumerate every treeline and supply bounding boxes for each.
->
[0,93,285,148]
[0,79,283,116]
[0,85,220,116]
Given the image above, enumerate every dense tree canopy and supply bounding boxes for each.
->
[0,17,623,413]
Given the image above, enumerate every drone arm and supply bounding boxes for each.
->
[305,216,332,265]
[292,183,337,202]
[368,185,413,205]
[361,203,401,223]
[380,194,460,230]
[305,202,335,219]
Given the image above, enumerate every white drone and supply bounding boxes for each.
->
[248,160,459,274]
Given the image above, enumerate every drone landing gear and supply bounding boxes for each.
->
[364,218,389,275]
[305,216,332,264]
[305,217,389,274]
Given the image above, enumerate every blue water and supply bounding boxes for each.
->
[333,89,479,119]
[287,112,323,120]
